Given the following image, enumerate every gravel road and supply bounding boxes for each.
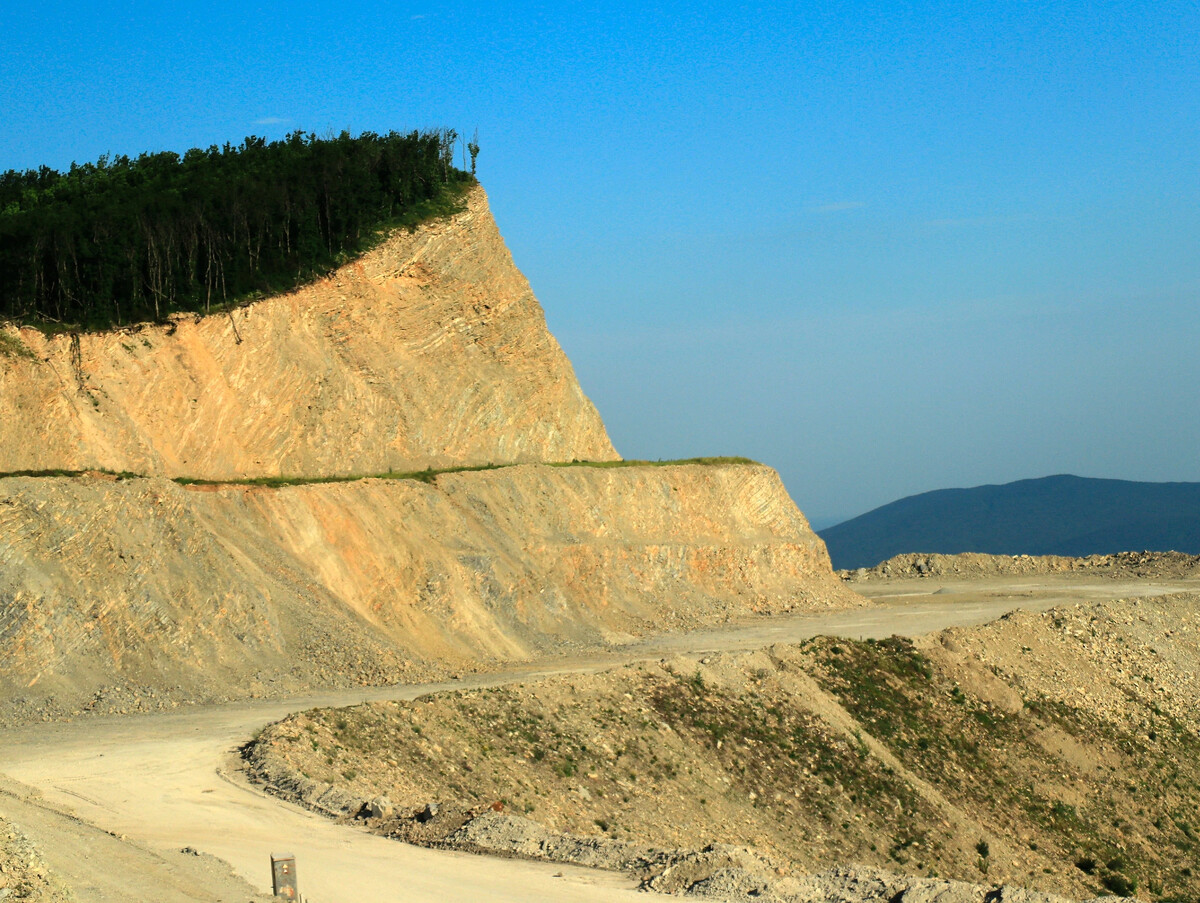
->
[1,575,1195,902]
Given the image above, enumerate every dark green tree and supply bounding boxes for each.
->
[468,129,480,176]
[0,129,475,329]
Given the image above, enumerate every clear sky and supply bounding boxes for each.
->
[4,1,1198,526]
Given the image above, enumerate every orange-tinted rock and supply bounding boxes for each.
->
[0,187,615,479]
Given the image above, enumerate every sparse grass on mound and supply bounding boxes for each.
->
[0,330,35,359]
[247,601,1200,902]
[248,654,951,872]
[804,628,1200,900]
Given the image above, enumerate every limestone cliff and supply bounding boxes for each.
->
[0,191,860,719]
[0,187,615,479]
[0,465,856,717]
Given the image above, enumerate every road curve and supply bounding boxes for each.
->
[1,577,1193,902]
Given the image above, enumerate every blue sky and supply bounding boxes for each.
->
[3,1,1198,525]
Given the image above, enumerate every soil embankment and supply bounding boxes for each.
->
[840,551,1200,581]
[0,462,855,723]
[0,186,615,479]
[247,593,1200,903]
[0,812,72,902]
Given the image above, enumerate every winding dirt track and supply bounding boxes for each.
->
[1,575,1194,903]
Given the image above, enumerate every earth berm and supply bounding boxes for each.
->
[245,589,1200,903]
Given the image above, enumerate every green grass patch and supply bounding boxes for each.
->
[646,665,934,833]
[0,468,140,481]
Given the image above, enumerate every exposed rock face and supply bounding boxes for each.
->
[0,187,616,478]
[0,189,858,720]
[0,464,855,717]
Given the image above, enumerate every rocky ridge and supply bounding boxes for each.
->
[0,183,861,723]
[839,551,1200,582]
[0,186,615,479]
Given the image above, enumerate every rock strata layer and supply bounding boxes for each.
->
[0,187,615,479]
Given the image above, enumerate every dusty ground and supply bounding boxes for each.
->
[0,775,273,903]
[2,570,1198,902]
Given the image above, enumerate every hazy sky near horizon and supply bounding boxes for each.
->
[4,1,1198,525]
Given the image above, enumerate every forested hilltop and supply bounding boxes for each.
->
[820,474,1200,569]
[0,130,475,330]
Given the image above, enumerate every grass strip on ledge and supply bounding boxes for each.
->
[173,457,761,488]
[546,456,757,469]
[173,461,508,489]
[0,457,761,488]
[0,468,142,480]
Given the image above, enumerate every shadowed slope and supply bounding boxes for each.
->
[821,475,1200,570]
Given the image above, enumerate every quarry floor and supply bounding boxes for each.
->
[1,572,1197,903]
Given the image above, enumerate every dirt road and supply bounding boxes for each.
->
[1,575,1195,902]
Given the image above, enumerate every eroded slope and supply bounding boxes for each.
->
[0,463,855,721]
[0,187,615,479]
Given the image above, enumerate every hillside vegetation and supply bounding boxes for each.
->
[247,594,1200,903]
[821,475,1200,569]
[0,129,474,329]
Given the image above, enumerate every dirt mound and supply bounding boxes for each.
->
[0,186,615,480]
[0,816,72,902]
[840,551,1200,581]
[246,593,1200,903]
[0,463,856,723]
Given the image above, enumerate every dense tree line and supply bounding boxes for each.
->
[0,130,475,329]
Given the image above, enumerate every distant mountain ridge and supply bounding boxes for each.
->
[819,474,1200,570]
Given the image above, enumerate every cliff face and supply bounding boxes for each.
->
[0,465,855,716]
[0,187,615,479]
[0,191,859,719]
